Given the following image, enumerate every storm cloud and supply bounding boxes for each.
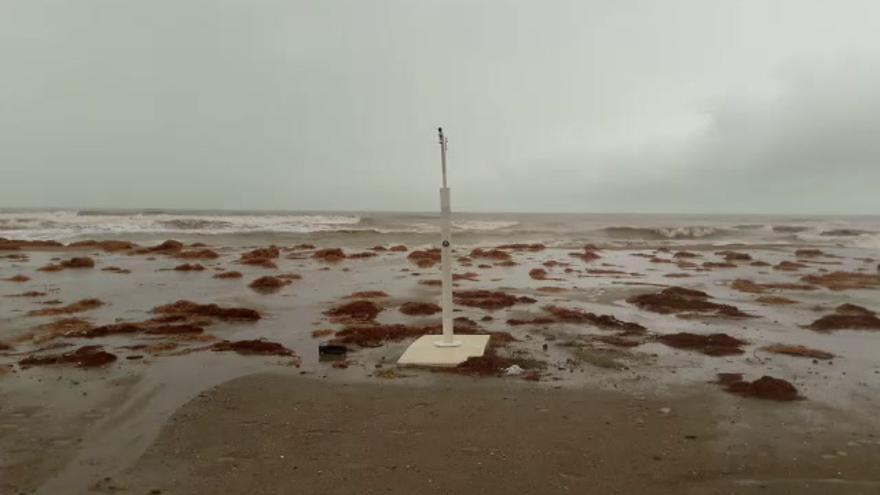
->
[1,0,878,214]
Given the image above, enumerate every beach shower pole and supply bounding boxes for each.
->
[435,127,461,347]
[396,128,487,364]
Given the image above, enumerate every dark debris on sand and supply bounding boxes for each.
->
[211,339,295,357]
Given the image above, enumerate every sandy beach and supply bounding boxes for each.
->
[1,212,880,494]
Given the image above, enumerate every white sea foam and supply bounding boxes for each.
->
[0,210,521,240]
[453,220,520,231]
[848,234,880,249]
[602,225,723,240]
[0,211,361,240]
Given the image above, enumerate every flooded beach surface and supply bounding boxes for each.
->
[1,209,879,494]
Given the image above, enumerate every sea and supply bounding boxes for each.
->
[1,208,879,250]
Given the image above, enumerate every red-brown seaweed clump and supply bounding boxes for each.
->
[470,248,512,262]
[345,291,389,299]
[239,247,280,269]
[38,256,95,272]
[1,253,28,261]
[133,240,184,255]
[569,248,601,262]
[324,300,383,322]
[0,239,64,251]
[730,279,817,294]
[347,251,378,259]
[407,249,441,268]
[68,239,138,252]
[627,287,750,318]
[313,248,347,263]
[716,250,752,261]
[774,261,808,272]
[248,275,293,294]
[673,251,700,258]
[446,348,544,377]
[795,249,827,258]
[528,268,556,281]
[806,303,880,332]
[755,296,798,305]
[101,266,131,274]
[496,243,546,251]
[702,261,737,269]
[800,271,880,291]
[5,291,47,298]
[656,332,746,356]
[542,305,646,332]
[213,271,243,279]
[399,301,442,316]
[333,323,429,347]
[762,344,834,360]
[19,345,117,368]
[28,298,104,317]
[716,374,800,401]
[453,290,536,310]
[173,263,205,272]
[211,339,295,357]
[507,317,557,326]
[151,300,261,321]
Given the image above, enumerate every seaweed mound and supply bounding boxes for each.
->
[627,287,749,318]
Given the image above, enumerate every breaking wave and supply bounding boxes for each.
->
[0,210,521,240]
[2,209,876,248]
[0,210,363,240]
[601,226,725,240]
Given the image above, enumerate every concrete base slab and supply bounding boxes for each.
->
[398,334,490,367]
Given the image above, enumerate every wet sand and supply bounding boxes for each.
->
[1,238,879,494]
[119,374,880,494]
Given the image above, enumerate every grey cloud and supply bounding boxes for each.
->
[1,1,879,214]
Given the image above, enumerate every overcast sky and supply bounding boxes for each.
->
[1,0,879,214]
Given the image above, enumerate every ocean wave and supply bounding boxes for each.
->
[0,210,521,240]
[0,210,363,240]
[453,220,520,231]
[4,210,876,246]
[772,225,811,233]
[601,226,725,240]
[366,220,520,235]
[849,234,880,249]
[819,228,872,237]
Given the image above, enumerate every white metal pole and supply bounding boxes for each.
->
[435,127,460,347]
